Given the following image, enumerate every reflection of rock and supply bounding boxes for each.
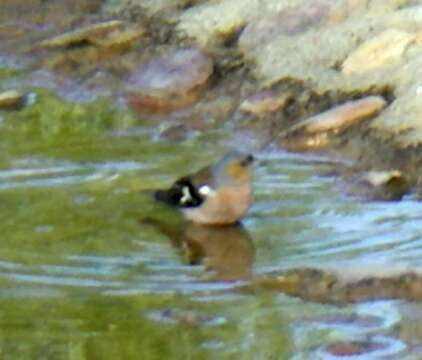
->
[323,339,393,357]
[280,96,387,151]
[142,218,254,281]
[239,90,290,116]
[127,48,213,114]
[342,29,416,75]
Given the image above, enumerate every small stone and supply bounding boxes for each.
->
[239,90,290,116]
[342,29,416,75]
[127,48,213,114]
[0,90,30,110]
[38,20,144,51]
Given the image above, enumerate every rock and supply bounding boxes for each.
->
[280,96,387,150]
[38,20,145,51]
[0,90,34,110]
[238,2,329,51]
[354,170,410,200]
[280,96,387,151]
[342,29,416,75]
[364,170,404,187]
[127,48,213,114]
[239,90,290,116]
[328,0,369,24]
[176,0,301,46]
[370,80,422,147]
[248,15,379,91]
[386,6,422,32]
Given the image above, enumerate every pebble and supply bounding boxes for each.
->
[239,90,290,116]
[127,48,213,113]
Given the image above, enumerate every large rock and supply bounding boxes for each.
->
[177,0,302,46]
[238,2,330,51]
[280,96,387,151]
[127,48,213,114]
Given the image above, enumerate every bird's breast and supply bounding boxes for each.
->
[182,183,252,225]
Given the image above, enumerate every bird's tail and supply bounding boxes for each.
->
[153,188,182,206]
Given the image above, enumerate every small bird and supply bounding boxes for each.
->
[154,151,254,225]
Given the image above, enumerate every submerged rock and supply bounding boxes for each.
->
[127,48,213,114]
[280,96,387,151]
[342,29,416,75]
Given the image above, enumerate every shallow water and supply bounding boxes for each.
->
[0,122,421,359]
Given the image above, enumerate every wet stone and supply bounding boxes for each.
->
[239,90,290,116]
[324,340,388,357]
[280,96,387,151]
[342,29,416,75]
[347,170,410,201]
[127,48,213,114]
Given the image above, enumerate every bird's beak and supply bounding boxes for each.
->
[240,154,254,167]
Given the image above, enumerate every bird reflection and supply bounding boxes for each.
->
[141,218,255,281]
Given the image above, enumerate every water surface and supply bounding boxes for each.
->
[1,125,421,359]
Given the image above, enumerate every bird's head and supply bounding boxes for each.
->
[213,151,254,188]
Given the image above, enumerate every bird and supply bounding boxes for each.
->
[154,151,254,225]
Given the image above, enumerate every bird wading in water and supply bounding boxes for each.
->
[154,152,254,225]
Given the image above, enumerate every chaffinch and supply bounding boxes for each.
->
[154,151,254,225]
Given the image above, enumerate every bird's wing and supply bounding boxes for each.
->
[187,165,215,189]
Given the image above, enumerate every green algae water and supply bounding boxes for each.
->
[0,93,421,359]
